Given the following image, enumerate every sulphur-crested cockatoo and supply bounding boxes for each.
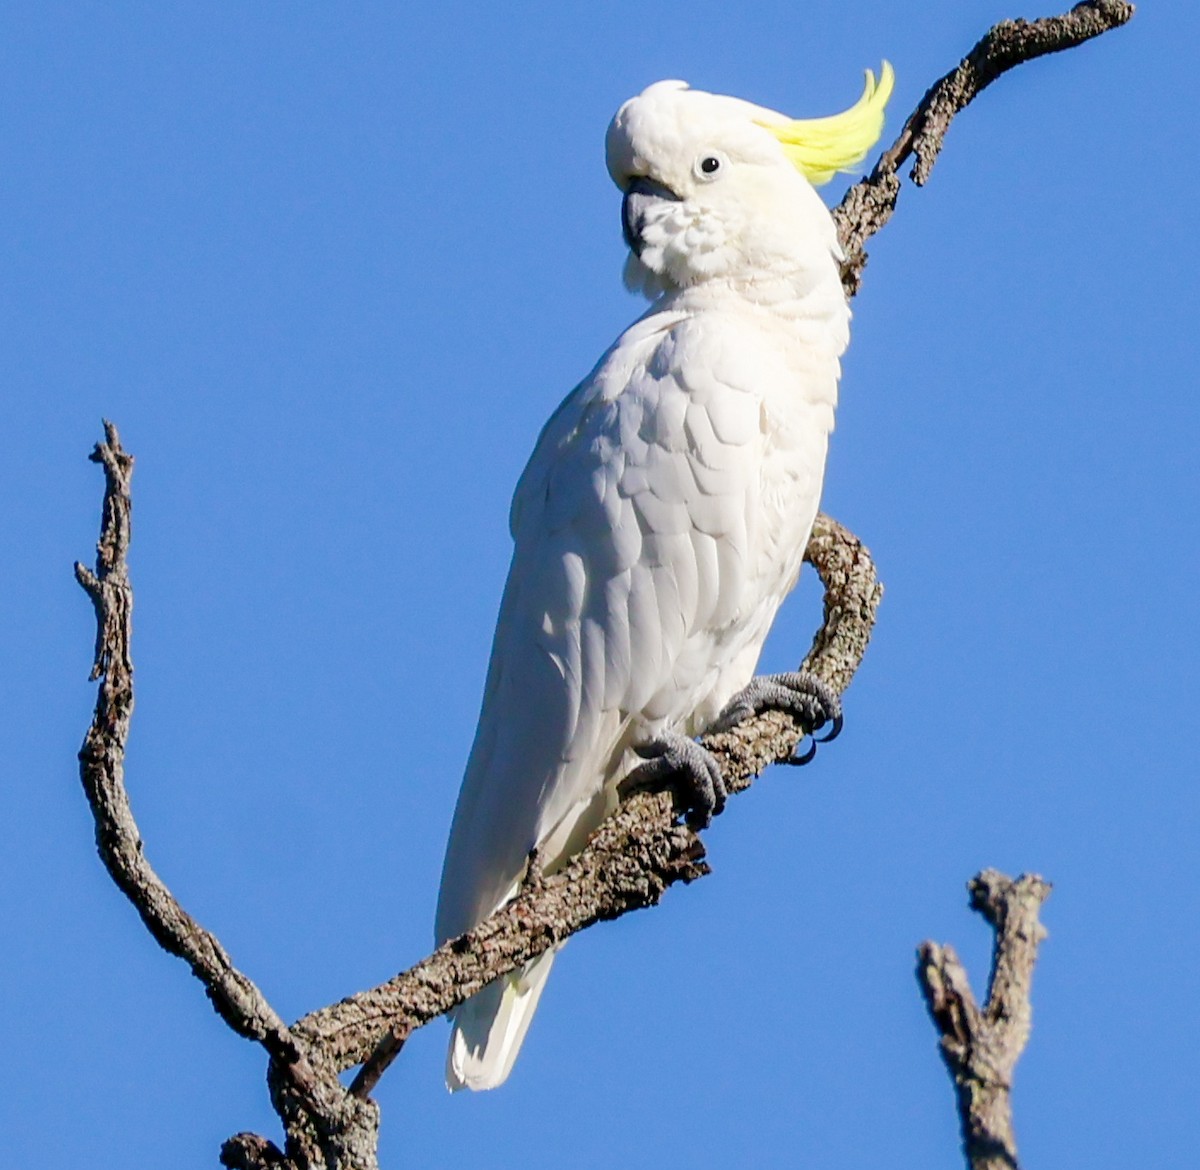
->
[435,65,894,1091]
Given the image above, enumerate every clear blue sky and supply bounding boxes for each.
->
[3,2,1196,1166]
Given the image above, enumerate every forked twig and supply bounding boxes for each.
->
[73,4,1130,1163]
[75,425,878,1164]
[918,871,1052,1170]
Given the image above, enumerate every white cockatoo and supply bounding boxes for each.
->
[435,66,894,1091]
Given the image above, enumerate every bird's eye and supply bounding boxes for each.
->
[695,153,725,181]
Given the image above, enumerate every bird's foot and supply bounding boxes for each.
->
[634,730,727,830]
[711,671,842,765]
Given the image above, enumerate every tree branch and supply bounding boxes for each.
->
[75,422,378,1170]
[73,4,1130,1163]
[833,0,1134,295]
[917,871,1052,1170]
[75,425,878,1160]
[298,512,882,1092]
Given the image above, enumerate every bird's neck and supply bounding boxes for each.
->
[657,262,850,353]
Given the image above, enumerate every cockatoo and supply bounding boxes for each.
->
[435,65,894,1091]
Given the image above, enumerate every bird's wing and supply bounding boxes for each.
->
[435,312,765,942]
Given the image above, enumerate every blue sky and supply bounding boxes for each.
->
[3,2,1196,1167]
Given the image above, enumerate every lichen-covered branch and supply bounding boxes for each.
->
[75,424,299,1062]
[834,0,1134,295]
[73,5,1129,1164]
[917,871,1052,1170]
[296,511,882,1093]
[75,423,378,1170]
[74,424,878,1161]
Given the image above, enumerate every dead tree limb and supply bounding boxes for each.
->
[75,423,380,1169]
[72,4,1130,1165]
[918,871,1053,1170]
[74,423,878,1163]
[299,510,881,1091]
[833,0,1134,295]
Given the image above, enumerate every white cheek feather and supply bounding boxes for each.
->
[622,250,664,298]
[635,201,746,290]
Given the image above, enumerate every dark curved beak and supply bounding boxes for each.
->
[621,176,681,256]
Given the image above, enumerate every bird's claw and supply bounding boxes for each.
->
[713,670,843,766]
[787,738,819,767]
[813,708,844,744]
[634,731,727,829]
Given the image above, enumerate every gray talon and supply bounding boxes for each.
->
[786,738,819,767]
[713,671,843,763]
[814,710,844,744]
[635,730,727,828]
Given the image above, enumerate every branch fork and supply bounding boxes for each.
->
[918,871,1052,1170]
[73,5,1131,1164]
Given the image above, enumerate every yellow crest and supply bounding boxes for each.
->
[758,62,894,186]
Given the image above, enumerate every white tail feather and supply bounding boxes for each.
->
[446,950,557,1091]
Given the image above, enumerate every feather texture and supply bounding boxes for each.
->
[435,75,867,1090]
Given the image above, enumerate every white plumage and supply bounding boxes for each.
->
[435,73,889,1091]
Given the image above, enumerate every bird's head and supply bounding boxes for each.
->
[605,66,893,298]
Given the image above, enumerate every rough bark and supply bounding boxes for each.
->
[833,0,1134,295]
[72,4,1131,1165]
[917,872,1052,1170]
[76,423,378,1169]
[76,425,878,1164]
[302,511,882,1090]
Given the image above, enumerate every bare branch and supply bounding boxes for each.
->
[75,424,877,1162]
[73,6,1129,1161]
[77,423,299,1062]
[917,871,1052,1170]
[834,0,1134,295]
[75,423,377,1169]
[75,424,878,1160]
[299,512,883,1084]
